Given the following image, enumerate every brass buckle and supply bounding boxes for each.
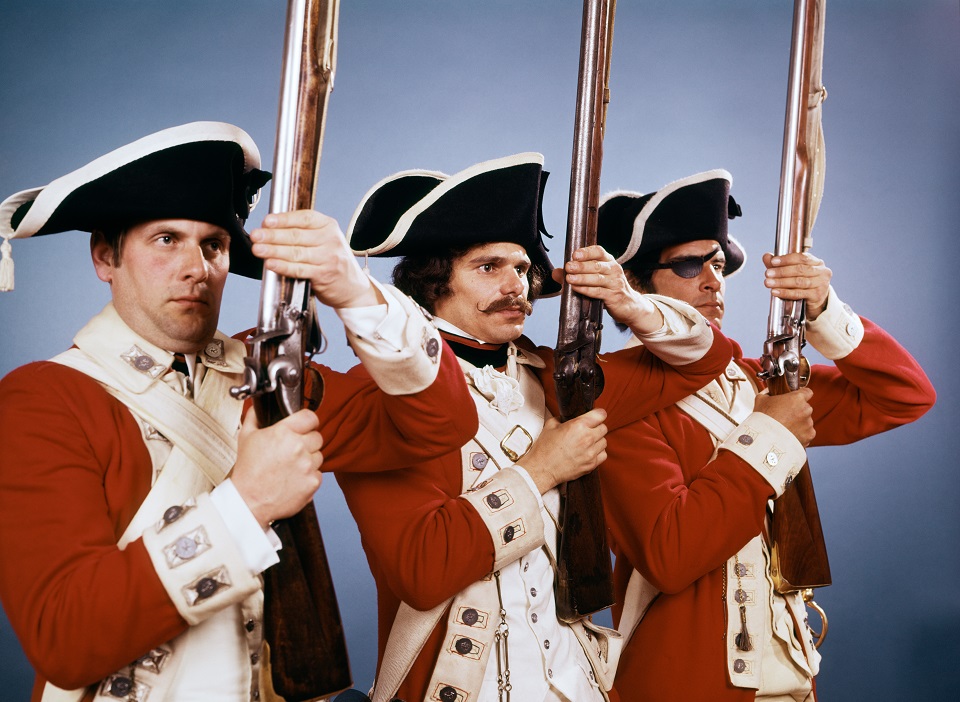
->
[500,425,533,462]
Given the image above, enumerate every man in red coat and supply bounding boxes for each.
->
[596,170,936,702]
[0,122,476,702]
[337,154,737,702]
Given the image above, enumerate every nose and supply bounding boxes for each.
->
[699,264,722,291]
[180,244,210,282]
[501,268,526,297]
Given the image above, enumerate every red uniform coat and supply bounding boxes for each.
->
[601,319,936,702]
[0,342,476,701]
[336,330,734,702]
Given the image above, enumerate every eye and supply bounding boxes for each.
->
[480,263,494,273]
[158,234,175,246]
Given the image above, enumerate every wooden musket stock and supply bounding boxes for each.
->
[554,0,617,623]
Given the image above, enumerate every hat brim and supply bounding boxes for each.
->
[348,153,560,297]
[1,121,270,279]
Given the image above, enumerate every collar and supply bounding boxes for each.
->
[439,330,509,369]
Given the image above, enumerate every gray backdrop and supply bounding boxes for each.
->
[1,1,957,699]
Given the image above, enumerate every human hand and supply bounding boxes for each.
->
[249,209,384,309]
[552,245,664,334]
[520,408,608,494]
[754,388,816,447]
[231,408,324,528]
[762,252,832,320]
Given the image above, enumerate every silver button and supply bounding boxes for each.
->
[765,451,779,467]
[543,639,550,649]
[531,613,538,623]
[530,587,537,597]
[174,536,197,560]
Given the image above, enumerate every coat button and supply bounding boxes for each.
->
[765,451,779,467]
[425,338,440,358]
[461,608,479,626]
[251,652,260,664]
[737,434,753,446]
[455,637,473,655]
[134,355,156,371]
[109,676,133,697]
[245,619,256,632]
[531,613,538,623]
[734,658,746,673]
[530,587,537,597]
[471,453,489,470]
[439,686,457,702]
[503,525,515,543]
[163,505,183,524]
[734,589,748,604]
[195,577,219,600]
[486,493,502,509]
[543,639,550,649]
[174,536,197,560]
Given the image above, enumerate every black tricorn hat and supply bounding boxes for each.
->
[0,121,272,281]
[346,152,561,297]
[597,169,745,277]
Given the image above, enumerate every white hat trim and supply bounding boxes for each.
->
[606,169,733,265]
[0,121,261,241]
[348,152,545,256]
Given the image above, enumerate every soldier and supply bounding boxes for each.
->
[0,122,476,702]
[336,153,736,702]
[595,170,935,702]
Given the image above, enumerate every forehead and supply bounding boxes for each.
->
[659,239,723,261]
[459,241,530,264]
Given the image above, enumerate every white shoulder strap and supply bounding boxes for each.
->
[370,599,452,702]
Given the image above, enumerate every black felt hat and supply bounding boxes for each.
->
[346,152,560,296]
[597,169,745,277]
[0,121,272,283]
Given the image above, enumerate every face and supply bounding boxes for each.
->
[649,239,726,327]
[92,219,231,352]
[432,241,533,344]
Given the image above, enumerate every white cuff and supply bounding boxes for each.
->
[141,493,262,626]
[462,466,546,571]
[210,479,281,573]
[632,294,714,366]
[336,276,398,350]
[342,277,443,395]
[805,286,864,360]
[718,412,807,497]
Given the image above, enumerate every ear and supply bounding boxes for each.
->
[90,231,115,284]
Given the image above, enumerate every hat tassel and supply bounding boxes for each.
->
[0,237,14,292]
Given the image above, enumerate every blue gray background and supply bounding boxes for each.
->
[1,1,957,699]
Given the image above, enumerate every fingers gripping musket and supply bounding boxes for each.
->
[554,0,617,623]
[760,0,831,643]
[231,0,352,698]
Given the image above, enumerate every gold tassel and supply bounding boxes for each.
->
[0,237,14,292]
[735,603,752,652]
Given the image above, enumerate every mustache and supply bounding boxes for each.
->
[479,296,533,316]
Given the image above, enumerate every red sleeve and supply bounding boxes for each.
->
[534,323,734,431]
[805,318,935,445]
[0,363,186,690]
[601,409,773,593]
[336,454,494,611]
[314,341,479,472]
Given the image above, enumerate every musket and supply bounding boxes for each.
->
[230,0,351,698]
[554,0,617,623]
[759,0,830,646]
